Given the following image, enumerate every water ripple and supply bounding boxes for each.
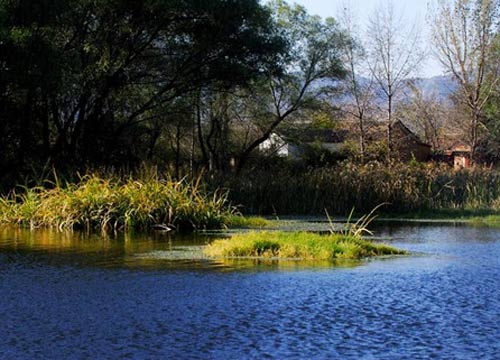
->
[0,225,499,359]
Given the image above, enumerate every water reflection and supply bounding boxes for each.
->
[0,227,367,271]
[0,226,215,270]
[0,222,496,271]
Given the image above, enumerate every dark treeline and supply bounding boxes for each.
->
[0,0,285,183]
[0,0,346,187]
[1,0,499,203]
[2,0,282,178]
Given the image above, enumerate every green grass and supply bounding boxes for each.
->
[204,231,407,260]
[224,215,272,228]
[0,174,232,232]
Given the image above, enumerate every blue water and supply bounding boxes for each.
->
[0,224,499,359]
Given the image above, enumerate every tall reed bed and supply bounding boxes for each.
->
[218,162,500,215]
[0,174,231,231]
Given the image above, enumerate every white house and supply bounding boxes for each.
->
[259,129,348,159]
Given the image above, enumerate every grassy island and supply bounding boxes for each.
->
[204,231,407,260]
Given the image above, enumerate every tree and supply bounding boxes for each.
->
[431,0,500,163]
[367,0,423,160]
[482,33,500,162]
[396,83,448,150]
[337,2,377,160]
[195,88,239,173]
[235,0,346,171]
[0,0,285,181]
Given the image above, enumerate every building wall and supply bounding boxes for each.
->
[391,124,431,162]
[453,153,471,169]
[259,134,289,157]
[259,133,345,160]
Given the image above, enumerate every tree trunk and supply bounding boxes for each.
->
[359,112,365,161]
[196,94,210,170]
[387,92,393,162]
[174,123,181,179]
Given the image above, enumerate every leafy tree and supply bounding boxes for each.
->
[482,33,500,162]
[0,0,285,181]
[235,0,346,171]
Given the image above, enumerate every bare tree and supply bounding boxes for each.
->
[337,2,377,160]
[431,0,500,163]
[397,83,448,150]
[367,0,424,160]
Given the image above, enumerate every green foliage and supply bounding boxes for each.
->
[204,231,407,260]
[233,0,346,171]
[299,142,348,167]
[0,174,232,232]
[483,34,500,161]
[0,0,285,183]
[470,215,500,226]
[268,0,345,79]
[309,108,339,129]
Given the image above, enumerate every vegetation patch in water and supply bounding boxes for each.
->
[204,231,407,260]
[0,174,231,232]
[224,215,272,228]
[469,215,500,226]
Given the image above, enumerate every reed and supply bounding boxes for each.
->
[0,174,231,232]
[469,215,500,226]
[217,162,500,215]
[326,203,388,237]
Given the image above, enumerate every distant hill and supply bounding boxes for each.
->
[406,75,457,100]
[323,75,457,105]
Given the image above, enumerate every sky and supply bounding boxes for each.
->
[292,0,444,78]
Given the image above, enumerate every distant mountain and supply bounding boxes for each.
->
[407,75,457,101]
[333,75,457,103]
[318,74,457,105]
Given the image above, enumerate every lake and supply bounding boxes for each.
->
[0,223,499,359]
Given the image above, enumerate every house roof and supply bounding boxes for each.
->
[273,121,430,148]
[449,142,471,152]
[391,120,432,148]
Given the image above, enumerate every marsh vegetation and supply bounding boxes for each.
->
[220,162,500,216]
[0,174,231,232]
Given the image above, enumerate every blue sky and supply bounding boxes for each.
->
[292,0,443,78]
